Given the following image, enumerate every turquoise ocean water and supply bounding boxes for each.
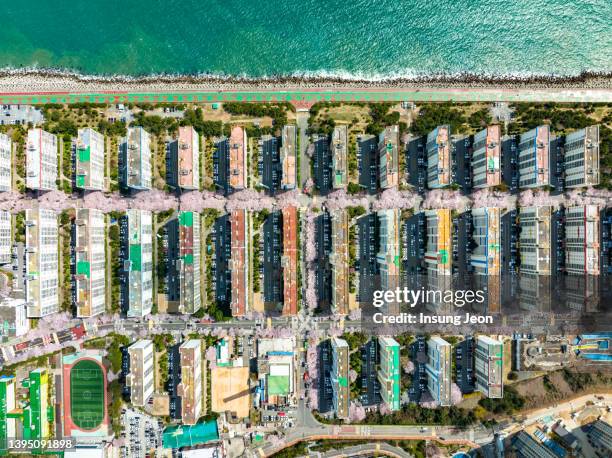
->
[2,0,611,78]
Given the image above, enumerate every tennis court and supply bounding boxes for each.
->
[70,359,105,430]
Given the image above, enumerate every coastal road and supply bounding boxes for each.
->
[252,423,491,457]
[1,86,611,105]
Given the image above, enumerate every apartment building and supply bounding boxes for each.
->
[471,207,501,275]
[424,209,452,278]
[564,125,599,189]
[475,335,503,398]
[472,125,501,189]
[0,375,16,453]
[121,127,152,190]
[169,126,200,190]
[167,211,202,314]
[26,128,58,191]
[121,209,153,317]
[471,207,501,312]
[25,209,59,318]
[330,337,349,419]
[21,369,50,440]
[229,126,247,191]
[280,125,297,190]
[75,128,105,191]
[0,133,11,191]
[331,125,348,189]
[426,336,452,406]
[177,339,203,425]
[0,210,11,265]
[376,209,400,312]
[518,125,550,189]
[330,209,349,315]
[519,206,552,274]
[281,206,298,316]
[0,297,29,339]
[426,125,452,189]
[126,339,155,407]
[230,209,250,317]
[379,125,399,189]
[377,337,400,411]
[73,209,106,317]
[565,205,600,275]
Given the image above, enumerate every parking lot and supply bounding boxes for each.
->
[455,336,475,393]
[213,215,231,308]
[318,340,333,414]
[263,211,282,311]
[213,137,230,194]
[120,408,163,458]
[357,214,379,303]
[501,137,519,194]
[313,135,332,195]
[408,336,428,403]
[406,137,426,194]
[453,136,472,193]
[357,135,378,194]
[360,338,381,406]
[315,213,332,312]
[259,135,281,193]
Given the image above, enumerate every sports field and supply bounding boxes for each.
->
[69,359,105,430]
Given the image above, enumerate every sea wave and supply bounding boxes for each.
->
[1,65,611,88]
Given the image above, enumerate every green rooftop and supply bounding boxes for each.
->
[129,244,142,271]
[76,261,90,277]
[78,146,91,163]
[179,212,194,227]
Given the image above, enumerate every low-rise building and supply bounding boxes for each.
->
[0,133,11,192]
[229,126,247,191]
[510,431,557,458]
[121,209,153,318]
[472,125,501,189]
[474,335,503,398]
[518,125,550,189]
[25,209,59,317]
[330,337,349,419]
[121,126,152,190]
[73,209,106,317]
[26,128,57,191]
[330,209,349,315]
[257,337,296,407]
[0,297,29,340]
[169,126,200,190]
[75,128,105,191]
[564,125,599,188]
[519,206,551,275]
[426,336,452,406]
[426,125,452,189]
[126,339,155,407]
[167,211,202,314]
[377,336,400,411]
[230,209,250,317]
[331,125,348,189]
[281,206,298,316]
[177,339,203,425]
[379,125,399,189]
[280,125,297,190]
[565,205,600,275]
